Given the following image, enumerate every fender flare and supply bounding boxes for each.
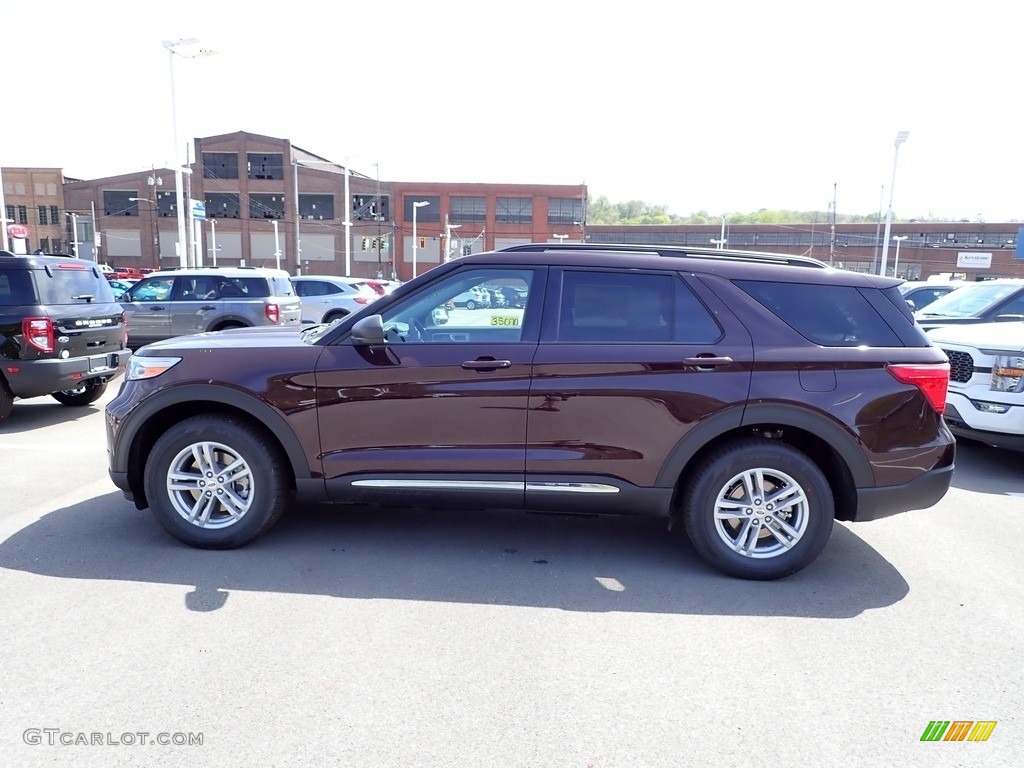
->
[116,383,313,480]
[654,403,873,488]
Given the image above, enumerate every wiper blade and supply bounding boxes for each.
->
[72,294,95,302]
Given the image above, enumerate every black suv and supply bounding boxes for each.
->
[105,244,954,579]
[1,251,131,422]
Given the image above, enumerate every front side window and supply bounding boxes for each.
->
[378,268,537,344]
[127,277,174,302]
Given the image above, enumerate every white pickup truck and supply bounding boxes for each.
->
[927,322,1024,450]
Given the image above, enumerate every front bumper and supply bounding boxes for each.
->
[944,400,1024,451]
[5,349,131,399]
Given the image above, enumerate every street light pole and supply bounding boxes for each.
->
[878,130,910,277]
[65,212,79,257]
[163,38,215,269]
[272,219,281,270]
[412,200,430,279]
[374,162,382,279]
[892,235,908,279]
[209,218,217,266]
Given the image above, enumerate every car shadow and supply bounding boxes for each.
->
[0,396,107,432]
[0,492,909,618]
[950,440,1024,495]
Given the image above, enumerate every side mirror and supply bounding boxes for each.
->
[350,314,385,345]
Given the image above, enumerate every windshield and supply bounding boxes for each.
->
[916,282,1020,317]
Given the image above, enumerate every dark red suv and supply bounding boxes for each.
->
[105,244,954,579]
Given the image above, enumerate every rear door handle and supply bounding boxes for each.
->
[149,306,166,311]
[462,359,512,370]
[201,305,217,311]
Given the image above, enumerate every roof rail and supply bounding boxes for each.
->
[499,242,830,268]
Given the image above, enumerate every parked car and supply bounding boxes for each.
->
[108,278,138,300]
[898,279,963,311]
[914,279,1024,331]
[363,279,402,297]
[451,286,490,309]
[106,244,953,580]
[119,266,301,348]
[0,250,131,423]
[291,275,380,324]
[109,266,145,281]
[927,322,1024,450]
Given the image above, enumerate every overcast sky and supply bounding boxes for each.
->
[3,0,1020,221]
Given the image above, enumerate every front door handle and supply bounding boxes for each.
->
[462,359,512,370]
[200,305,217,311]
[683,355,734,368]
[148,306,166,311]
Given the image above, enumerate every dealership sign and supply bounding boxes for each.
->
[6,224,29,239]
[957,252,992,269]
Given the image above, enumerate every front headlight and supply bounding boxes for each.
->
[991,354,1024,393]
[127,356,182,381]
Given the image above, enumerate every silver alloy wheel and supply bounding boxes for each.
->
[165,441,254,529]
[713,467,809,559]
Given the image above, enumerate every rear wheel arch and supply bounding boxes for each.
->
[658,404,864,523]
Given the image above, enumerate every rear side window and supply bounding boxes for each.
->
[269,276,295,297]
[34,265,116,305]
[736,280,902,347]
[0,270,34,305]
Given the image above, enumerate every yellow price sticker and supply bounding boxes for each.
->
[490,316,520,327]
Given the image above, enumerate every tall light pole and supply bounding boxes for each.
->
[129,197,159,264]
[163,38,215,269]
[271,219,282,270]
[892,235,908,278]
[411,200,430,279]
[65,212,80,257]
[374,162,383,279]
[208,218,218,266]
[878,130,910,277]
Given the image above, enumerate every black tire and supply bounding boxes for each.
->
[682,439,834,580]
[213,321,245,332]
[465,300,476,310]
[52,380,108,407]
[323,310,348,323]
[0,377,13,423]
[143,414,291,549]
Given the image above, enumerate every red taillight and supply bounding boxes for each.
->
[886,363,950,413]
[22,317,54,353]
[265,303,281,324]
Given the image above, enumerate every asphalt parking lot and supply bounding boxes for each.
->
[0,387,1020,767]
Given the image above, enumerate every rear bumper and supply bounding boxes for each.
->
[854,460,955,522]
[5,350,131,399]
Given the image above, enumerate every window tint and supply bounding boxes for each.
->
[379,268,535,343]
[34,266,115,304]
[558,271,674,343]
[0,270,33,305]
[129,277,174,301]
[737,280,902,347]
[675,279,722,342]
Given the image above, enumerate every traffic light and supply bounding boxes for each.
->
[361,237,369,251]
[419,237,425,249]
[371,238,378,251]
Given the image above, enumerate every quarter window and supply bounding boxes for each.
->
[737,280,902,347]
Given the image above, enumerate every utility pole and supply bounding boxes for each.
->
[871,184,884,275]
[443,215,461,262]
[293,160,302,275]
[828,182,837,267]
[374,162,382,279]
